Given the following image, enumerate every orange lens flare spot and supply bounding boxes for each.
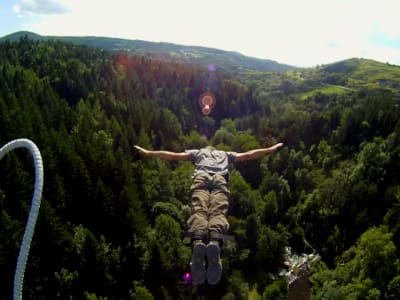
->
[199,92,216,115]
[201,95,214,106]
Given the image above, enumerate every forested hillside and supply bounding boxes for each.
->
[1,31,296,73]
[1,36,400,299]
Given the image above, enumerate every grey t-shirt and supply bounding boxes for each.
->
[186,148,237,176]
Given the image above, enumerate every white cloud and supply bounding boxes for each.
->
[13,0,69,16]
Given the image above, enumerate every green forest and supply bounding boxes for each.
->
[1,36,400,300]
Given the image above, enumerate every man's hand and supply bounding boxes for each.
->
[235,142,284,161]
[134,145,149,156]
[270,142,284,152]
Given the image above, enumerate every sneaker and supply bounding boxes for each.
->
[190,240,206,285]
[206,241,222,285]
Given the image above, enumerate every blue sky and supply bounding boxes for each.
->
[1,0,399,67]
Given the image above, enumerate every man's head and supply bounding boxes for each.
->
[205,146,216,151]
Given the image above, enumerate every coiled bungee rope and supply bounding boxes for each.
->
[0,139,43,300]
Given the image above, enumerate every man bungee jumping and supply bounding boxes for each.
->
[134,142,284,285]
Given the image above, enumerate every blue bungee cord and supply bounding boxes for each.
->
[0,139,44,300]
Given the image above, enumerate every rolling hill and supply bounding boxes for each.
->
[319,58,400,91]
[273,58,400,100]
[0,31,296,73]
[2,31,400,96]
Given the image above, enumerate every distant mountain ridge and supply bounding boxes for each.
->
[0,31,297,73]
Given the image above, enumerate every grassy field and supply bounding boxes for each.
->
[300,84,351,100]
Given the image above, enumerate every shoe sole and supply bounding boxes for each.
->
[206,243,222,285]
[191,242,206,285]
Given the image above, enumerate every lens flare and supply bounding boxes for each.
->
[183,272,192,283]
[199,92,216,115]
[202,105,211,115]
[201,96,213,106]
[207,64,216,72]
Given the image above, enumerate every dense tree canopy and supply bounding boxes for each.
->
[1,36,400,299]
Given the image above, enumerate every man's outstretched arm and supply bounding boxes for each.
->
[235,142,284,161]
[134,145,191,161]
